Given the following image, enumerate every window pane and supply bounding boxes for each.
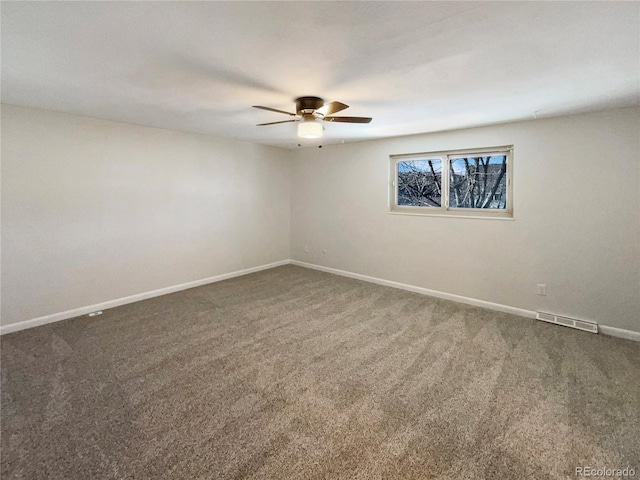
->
[449,155,507,209]
[397,159,442,207]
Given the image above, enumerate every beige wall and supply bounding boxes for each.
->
[290,107,640,332]
[1,105,292,326]
[3,105,639,334]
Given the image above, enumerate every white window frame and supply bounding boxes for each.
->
[389,145,513,219]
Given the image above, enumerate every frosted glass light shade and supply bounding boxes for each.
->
[298,120,322,138]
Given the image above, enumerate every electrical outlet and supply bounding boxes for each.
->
[304,246,309,253]
[536,284,547,296]
[322,249,327,255]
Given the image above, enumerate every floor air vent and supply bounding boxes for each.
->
[536,311,598,334]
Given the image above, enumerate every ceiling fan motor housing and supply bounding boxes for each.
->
[253,97,372,127]
[296,96,324,116]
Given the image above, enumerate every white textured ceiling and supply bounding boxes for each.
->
[2,1,639,149]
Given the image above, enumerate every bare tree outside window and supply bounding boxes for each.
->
[397,159,442,207]
[390,147,512,218]
[449,155,507,209]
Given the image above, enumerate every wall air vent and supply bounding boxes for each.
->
[536,311,598,334]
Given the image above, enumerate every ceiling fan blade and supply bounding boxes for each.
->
[316,101,349,116]
[256,119,300,126]
[323,116,372,123]
[252,105,297,116]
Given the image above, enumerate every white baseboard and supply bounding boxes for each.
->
[3,258,638,342]
[290,260,640,342]
[290,260,537,319]
[598,325,640,342]
[0,260,291,335]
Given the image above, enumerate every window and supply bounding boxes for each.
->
[390,146,513,218]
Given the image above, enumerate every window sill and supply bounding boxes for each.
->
[388,209,514,220]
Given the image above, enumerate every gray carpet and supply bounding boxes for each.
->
[1,265,639,479]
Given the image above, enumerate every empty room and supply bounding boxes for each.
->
[1,1,639,479]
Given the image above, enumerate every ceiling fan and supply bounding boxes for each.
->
[253,96,372,138]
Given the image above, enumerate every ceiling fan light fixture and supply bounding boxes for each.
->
[297,119,323,139]
[254,97,371,139]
